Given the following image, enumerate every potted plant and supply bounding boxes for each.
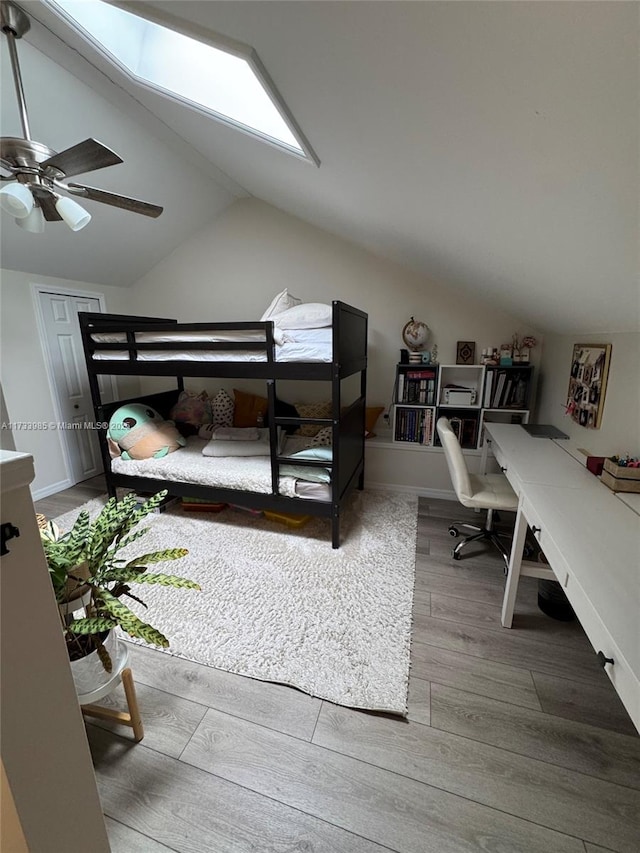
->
[40,490,199,694]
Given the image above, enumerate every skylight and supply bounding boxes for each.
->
[46,0,315,161]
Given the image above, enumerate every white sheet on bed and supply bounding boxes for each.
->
[111,436,332,500]
[92,340,332,363]
[285,328,333,343]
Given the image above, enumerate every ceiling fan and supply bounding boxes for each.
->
[0,0,163,232]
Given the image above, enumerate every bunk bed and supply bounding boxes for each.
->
[79,302,368,548]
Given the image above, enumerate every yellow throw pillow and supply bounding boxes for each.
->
[295,401,332,436]
[233,389,268,428]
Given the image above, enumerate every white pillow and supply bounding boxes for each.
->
[202,429,270,457]
[279,464,331,483]
[290,447,333,462]
[260,288,301,322]
[271,303,332,330]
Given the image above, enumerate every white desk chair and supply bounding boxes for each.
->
[437,417,518,570]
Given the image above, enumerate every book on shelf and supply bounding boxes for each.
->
[483,371,494,407]
[492,371,507,407]
[397,367,438,404]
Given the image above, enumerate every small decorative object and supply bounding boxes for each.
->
[421,351,431,364]
[456,341,475,365]
[430,344,438,365]
[511,333,538,363]
[108,404,185,460]
[499,344,513,366]
[402,316,430,351]
[409,352,422,364]
[565,343,612,429]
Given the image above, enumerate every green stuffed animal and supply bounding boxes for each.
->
[108,404,185,460]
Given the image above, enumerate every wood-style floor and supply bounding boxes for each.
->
[36,479,640,853]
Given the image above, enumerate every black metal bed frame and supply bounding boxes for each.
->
[78,302,368,548]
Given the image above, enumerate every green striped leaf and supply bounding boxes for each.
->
[96,640,113,673]
[96,588,139,623]
[126,548,189,566]
[120,617,169,648]
[127,573,200,590]
[101,567,147,583]
[67,616,117,635]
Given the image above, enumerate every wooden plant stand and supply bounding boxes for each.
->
[76,644,144,742]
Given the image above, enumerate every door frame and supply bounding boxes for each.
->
[31,283,117,486]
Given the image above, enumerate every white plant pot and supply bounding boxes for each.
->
[69,629,127,698]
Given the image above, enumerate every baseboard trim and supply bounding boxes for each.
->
[366,481,456,501]
[31,479,72,501]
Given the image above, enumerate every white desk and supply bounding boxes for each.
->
[483,424,640,732]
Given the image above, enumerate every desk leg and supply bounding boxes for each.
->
[501,504,528,628]
[480,437,490,475]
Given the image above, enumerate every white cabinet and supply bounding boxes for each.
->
[0,451,109,852]
[392,363,533,450]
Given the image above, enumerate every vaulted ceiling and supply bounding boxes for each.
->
[1,1,637,333]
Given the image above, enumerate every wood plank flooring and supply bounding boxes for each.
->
[36,484,640,853]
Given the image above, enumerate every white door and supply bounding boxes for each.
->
[38,291,112,484]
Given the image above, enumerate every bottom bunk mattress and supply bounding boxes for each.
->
[110,436,331,501]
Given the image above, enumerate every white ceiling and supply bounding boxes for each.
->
[1,1,638,333]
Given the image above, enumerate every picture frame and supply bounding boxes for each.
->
[566,343,611,429]
[456,341,475,365]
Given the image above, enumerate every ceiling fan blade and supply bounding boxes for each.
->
[40,139,123,178]
[34,189,62,221]
[67,183,163,218]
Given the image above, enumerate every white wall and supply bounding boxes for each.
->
[536,331,639,458]
[132,200,542,405]
[0,269,136,497]
[130,198,542,491]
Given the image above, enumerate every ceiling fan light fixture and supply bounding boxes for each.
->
[54,195,91,231]
[15,203,45,233]
[0,182,34,218]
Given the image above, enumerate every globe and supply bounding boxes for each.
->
[402,317,429,351]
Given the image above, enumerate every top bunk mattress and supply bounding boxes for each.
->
[91,328,332,363]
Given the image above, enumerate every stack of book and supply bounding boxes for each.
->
[181,497,227,513]
[394,406,434,445]
[484,369,529,408]
[397,369,438,405]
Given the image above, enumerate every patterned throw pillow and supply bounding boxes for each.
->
[295,401,332,436]
[210,389,234,427]
[169,390,212,426]
[308,426,332,446]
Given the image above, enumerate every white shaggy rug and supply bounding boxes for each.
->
[54,490,417,715]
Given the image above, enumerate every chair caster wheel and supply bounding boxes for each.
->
[452,550,461,560]
[449,526,459,538]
